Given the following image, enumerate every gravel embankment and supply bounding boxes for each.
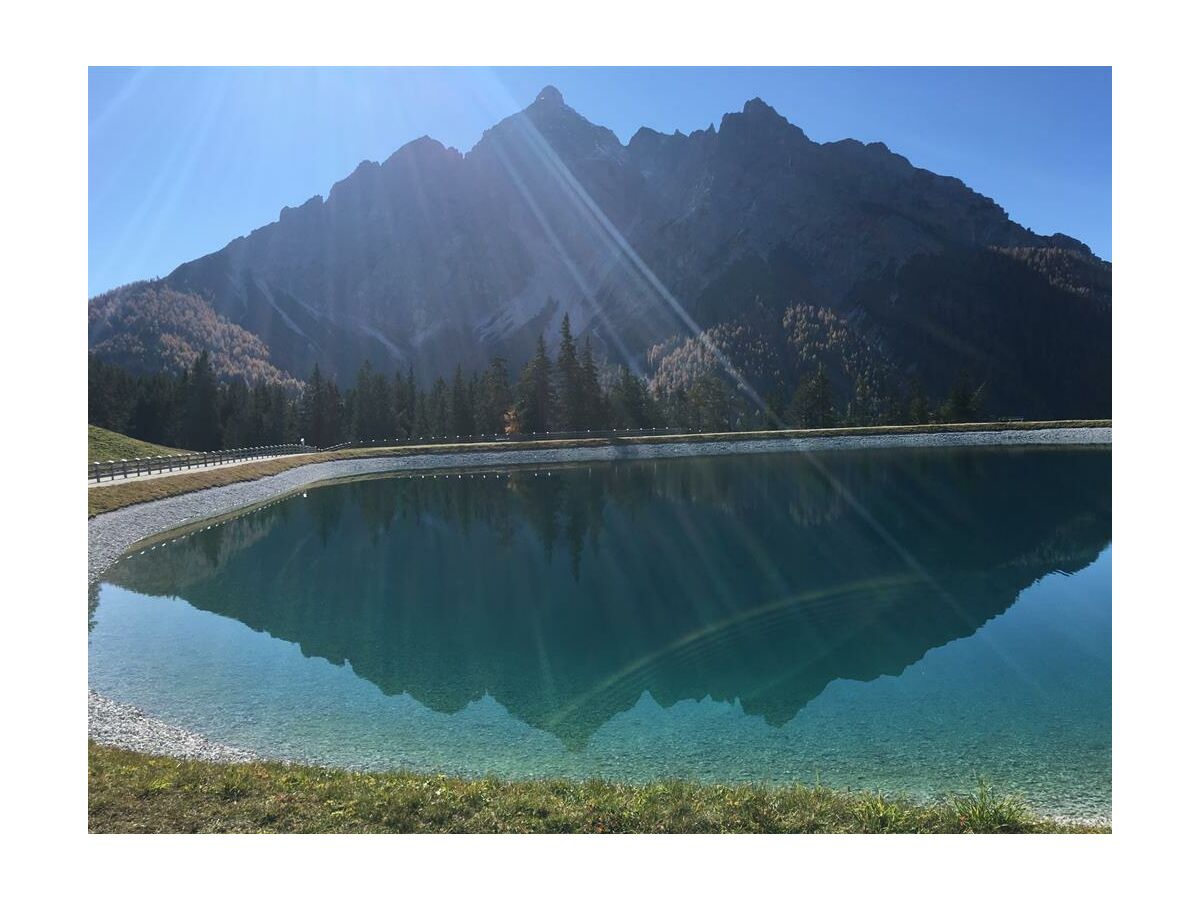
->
[87,425,1110,759]
[88,426,1110,583]
[88,692,259,763]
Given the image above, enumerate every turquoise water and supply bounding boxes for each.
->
[89,447,1112,818]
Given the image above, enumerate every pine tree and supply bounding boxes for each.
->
[300,364,333,447]
[184,351,221,449]
[450,365,474,437]
[299,363,344,447]
[578,337,608,430]
[352,360,394,441]
[845,373,874,426]
[940,374,985,423]
[812,366,836,427]
[787,365,837,429]
[127,371,181,446]
[477,357,512,435]
[412,387,430,439]
[299,364,324,446]
[88,358,135,434]
[220,378,255,448]
[610,365,656,429]
[908,380,930,425]
[515,334,556,433]
[351,361,373,441]
[393,369,415,439]
[327,379,346,446]
[467,371,480,434]
[685,374,731,432]
[260,382,290,442]
[554,314,584,430]
[662,385,689,429]
[428,377,450,438]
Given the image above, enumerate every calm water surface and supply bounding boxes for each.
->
[90,447,1111,818]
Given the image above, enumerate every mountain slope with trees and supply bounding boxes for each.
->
[90,313,1040,455]
[88,281,300,388]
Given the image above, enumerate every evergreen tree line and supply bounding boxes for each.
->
[90,352,293,452]
[89,314,985,453]
[761,365,984,430]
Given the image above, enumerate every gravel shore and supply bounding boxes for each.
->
[88,426,1110,760]
[88,692,258,763]
[88,426,1110,583]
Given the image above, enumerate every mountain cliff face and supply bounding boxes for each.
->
[92,86,1111,417]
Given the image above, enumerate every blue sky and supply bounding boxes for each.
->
[88,67,1111,297]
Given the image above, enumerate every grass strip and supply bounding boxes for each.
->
[88,425,184,464]
[88,744,1106,834]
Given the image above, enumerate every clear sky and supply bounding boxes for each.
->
[88,67,1111,297]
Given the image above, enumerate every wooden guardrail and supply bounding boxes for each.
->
[89,444,312,483]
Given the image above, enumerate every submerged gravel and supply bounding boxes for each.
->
[88,692,258,763]
[87,426,1111,761]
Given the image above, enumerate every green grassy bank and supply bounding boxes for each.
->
[88,425,183,464]
[88,744,1105,834]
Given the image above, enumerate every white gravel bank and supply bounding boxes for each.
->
[89,692,258,763]
[88,426,1110,583]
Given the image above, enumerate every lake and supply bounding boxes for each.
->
[89,445,1111,818]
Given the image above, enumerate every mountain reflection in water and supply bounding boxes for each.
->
[100,447,1111,749]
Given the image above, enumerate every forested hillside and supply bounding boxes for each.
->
[88,281,301,388]
[90,314,1019,453]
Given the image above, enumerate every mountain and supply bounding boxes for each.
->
[90,86,1111,418]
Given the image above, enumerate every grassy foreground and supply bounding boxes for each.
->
[88,744,1105,834]
[88,419,1110,518]
[88,425,183,464]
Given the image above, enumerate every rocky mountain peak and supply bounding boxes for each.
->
[717,95,806,145]
[474,84,623,164]
[742,96,780,118]
[534,84,565,107]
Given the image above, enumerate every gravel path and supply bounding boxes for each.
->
[88,426,1111,760]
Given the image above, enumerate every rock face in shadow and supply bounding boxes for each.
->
[104,447,1112,748]
[89,87,1110,417]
